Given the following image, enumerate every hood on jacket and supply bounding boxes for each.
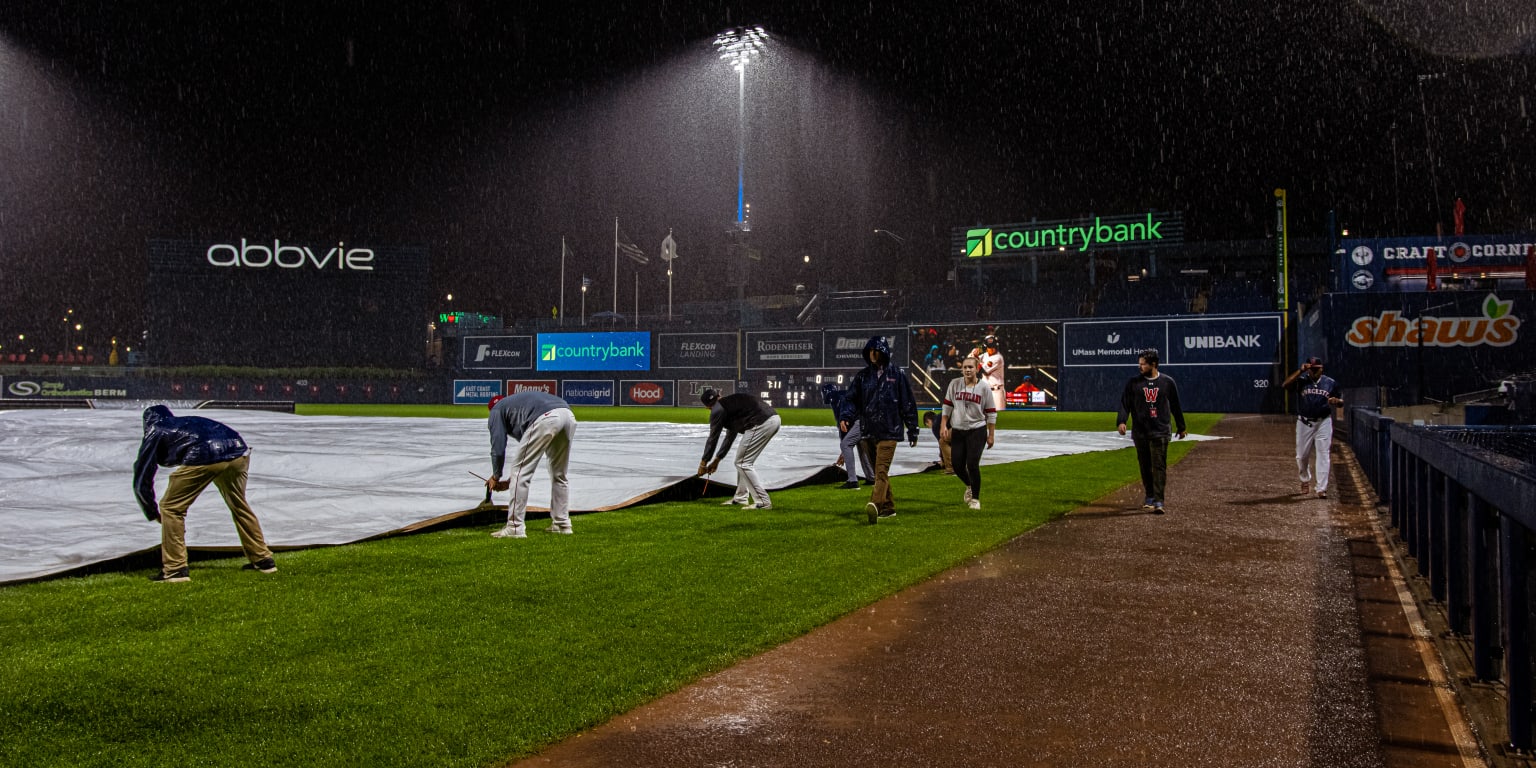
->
[143,405,174,434]
[862,336,891,367]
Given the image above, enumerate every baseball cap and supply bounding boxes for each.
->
[487,394,505,411]
[700,388,719,406]
[1305,356,1324,366]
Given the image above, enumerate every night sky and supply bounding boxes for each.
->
[1,1,1532,356]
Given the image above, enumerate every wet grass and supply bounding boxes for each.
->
[0,410,1220,767]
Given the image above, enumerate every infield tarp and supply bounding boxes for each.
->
[0,407,1219,583]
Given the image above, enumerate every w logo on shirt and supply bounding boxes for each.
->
[1143,387,1160,404]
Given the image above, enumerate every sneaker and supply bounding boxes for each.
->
[878,509,897,519]
[862,478,874,486]
[1316,490,1328,499]
[545,526,573,535]
[241,557,277,574]
[964,487,974,503]
[150,568,190,583]
[866,502,879,524]
[1142,497,1155,511]
[1152,501,1165,514]
[838,480,860,489]
[720,499,749,506]
[1300,482,1310,495]
[966,498,980,510]
[753,502,773,510]
[491,525,526,539]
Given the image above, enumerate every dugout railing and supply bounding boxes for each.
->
[1350,408,1536,751]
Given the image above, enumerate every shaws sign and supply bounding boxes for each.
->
[1346,293,1521,348]
[955,211,1184,258]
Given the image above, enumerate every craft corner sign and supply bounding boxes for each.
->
[957,211,1184,258]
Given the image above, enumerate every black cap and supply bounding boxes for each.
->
[700,388,719,406]
[1305,356,1324,366]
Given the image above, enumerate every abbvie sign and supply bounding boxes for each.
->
[206,239,375,271]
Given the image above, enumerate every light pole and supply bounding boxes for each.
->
[580,277,590,327]
[714,26,768,230]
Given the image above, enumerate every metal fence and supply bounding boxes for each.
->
[1350,409,1536,749]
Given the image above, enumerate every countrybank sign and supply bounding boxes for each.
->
[956,212,1184,258]
[535,332,650,372]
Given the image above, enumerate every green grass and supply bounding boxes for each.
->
[0,409,1221,768]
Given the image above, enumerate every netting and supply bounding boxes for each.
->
[1434,427,1536,474]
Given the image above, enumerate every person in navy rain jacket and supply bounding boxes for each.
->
[838,336,919,524]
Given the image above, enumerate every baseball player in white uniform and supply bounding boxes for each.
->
[978,335,1006,413]
[1283,356,1343,498]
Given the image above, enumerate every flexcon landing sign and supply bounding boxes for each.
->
[535,332,650,372]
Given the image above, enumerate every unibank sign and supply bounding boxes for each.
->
[1346,293,1521,348]
[205,238,375,270]
[956,211,1184,258]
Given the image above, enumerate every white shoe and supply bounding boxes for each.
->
[963,487,974,503]
[545,526,573,534]
[753,502,773,510]
[491,525,526,539]
[967,498,980,510]
[721,499,749,506]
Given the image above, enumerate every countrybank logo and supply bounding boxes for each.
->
[536,332,650,371]
[966,229,993,258]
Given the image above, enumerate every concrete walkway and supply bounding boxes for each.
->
[511,415,1478,768]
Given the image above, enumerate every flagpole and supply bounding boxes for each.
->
[634,271,639,328]
[559,237,566,327]
[613,217,619,315]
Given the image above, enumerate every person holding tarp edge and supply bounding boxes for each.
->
[486,391,578,538]
[1283,356,1342,498]
[698,388,782,509]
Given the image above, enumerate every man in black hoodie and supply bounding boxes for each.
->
[838,337,920,524]
[133,405,276,582]
[699,388,782,509]
[1115,348,1187,514]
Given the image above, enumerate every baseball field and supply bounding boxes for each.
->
[0,406,1219,767]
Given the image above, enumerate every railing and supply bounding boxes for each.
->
[1350,408,1536,750]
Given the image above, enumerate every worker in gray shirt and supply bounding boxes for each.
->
[486,391,578,538]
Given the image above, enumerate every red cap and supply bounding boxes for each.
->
[487,394,505,411]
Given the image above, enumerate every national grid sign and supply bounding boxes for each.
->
[954,211,1184,259]
[535,332,650,372]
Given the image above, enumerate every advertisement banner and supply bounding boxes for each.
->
[1062,320,1168,368]
[823,328,908,369]
[952,211,1184,258]
[1167,316,1283,366]
[2,377,132,399]
[561,379,616,406]
[745,331,821,370]
[1339,234,1536,292]
[677,379,737,407]
[619,380,676,406]
[657,332,737,369]
[461,335,533,370]
[452,379,503,405]
[504,379,558,396]
[536,332,650,372]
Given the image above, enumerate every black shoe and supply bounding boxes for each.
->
[877,509,897,519]
[838,480,860,489]
[150,568,190,583]
[862,479,875,486]
[241,557,278,574]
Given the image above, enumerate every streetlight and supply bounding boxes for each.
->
[580,277,590,326]
[714,26,769,230]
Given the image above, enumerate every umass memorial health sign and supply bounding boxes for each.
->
[953,211,1184,258]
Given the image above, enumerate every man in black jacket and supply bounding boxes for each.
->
[1116,349,1186,514]
[133,405,275,582]
[838,337,920,524]
[699,389,782,509]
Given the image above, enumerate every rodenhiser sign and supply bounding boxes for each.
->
[953,211,1185,259]
[462,335,533,370]
[745,331,822,370]
[536,332,650,372]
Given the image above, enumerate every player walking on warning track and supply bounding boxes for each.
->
[942,356,997,510]
[839,336,920,524]
[1116,348,1186,514]
[486,391,577,538]
[698,388,782,509]
[133,405,276,582]
[1283,356,1343,498]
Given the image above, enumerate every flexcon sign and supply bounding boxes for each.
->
[956,212,1184,258]
[535,332,651,372]
[1346,293,1521,348]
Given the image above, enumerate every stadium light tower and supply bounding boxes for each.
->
[714,26,768,231]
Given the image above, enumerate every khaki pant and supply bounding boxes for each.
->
[158,454,272,572]
[863,440,899,513]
